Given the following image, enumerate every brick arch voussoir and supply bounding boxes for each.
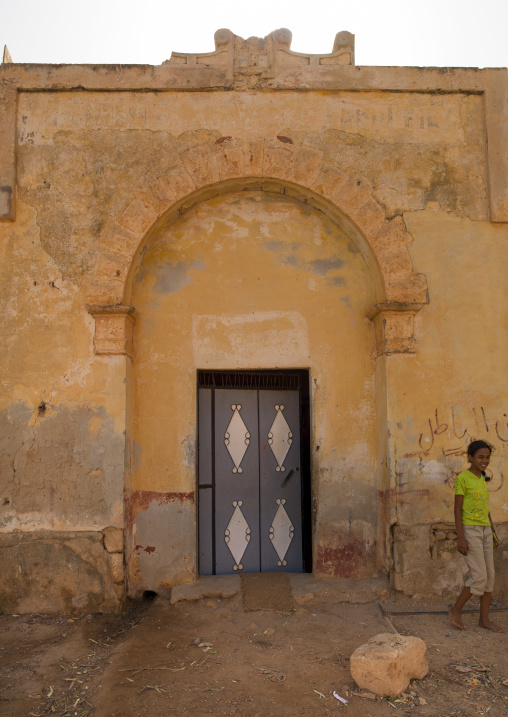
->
[87,138,428,307]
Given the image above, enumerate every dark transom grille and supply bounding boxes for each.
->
[197,370,305,391]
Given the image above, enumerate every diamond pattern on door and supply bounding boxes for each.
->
[224,404,250,473]
[269,499,295,567]
[199,384,304,575]
[268,404,292,472]
[224,501,251,570]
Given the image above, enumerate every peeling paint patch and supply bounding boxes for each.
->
[263,240,347,286]
[127,492,196,592]
[310,258,345,275]
[420,460,450,480]
[133,441,143,472]
[7,401,32,424]
[328,276,346,287]
[315,537,376,579]
[183,436,196,467]
[125,490,195,528]
[152,258,205,295]
[0,403,124,530]
[192,311,310,365]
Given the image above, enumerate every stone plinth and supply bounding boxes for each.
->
[350,633,428,697]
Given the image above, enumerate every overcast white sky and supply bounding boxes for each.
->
[1,0,507,68]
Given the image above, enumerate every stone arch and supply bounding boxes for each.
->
[85,137,428,308]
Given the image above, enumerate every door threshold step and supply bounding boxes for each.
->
[170,574,390,605]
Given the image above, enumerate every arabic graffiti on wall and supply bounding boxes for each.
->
[403,405,508,459]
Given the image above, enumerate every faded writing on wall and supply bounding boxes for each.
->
[404,404,508,459]
[17,92,477,146]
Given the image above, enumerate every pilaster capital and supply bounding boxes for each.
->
[86,304,135,357]
[367,302,425,356]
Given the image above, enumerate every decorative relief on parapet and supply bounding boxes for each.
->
[165,28,355,79]
[2,46,13,64]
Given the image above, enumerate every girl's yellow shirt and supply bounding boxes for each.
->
[454,469,490,526]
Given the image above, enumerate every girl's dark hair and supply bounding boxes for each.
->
[467,439,493,481]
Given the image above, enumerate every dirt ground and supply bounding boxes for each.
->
[1,584,508,717]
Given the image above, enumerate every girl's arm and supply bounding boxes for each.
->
[488,511,499,547]
[454,495,468,555]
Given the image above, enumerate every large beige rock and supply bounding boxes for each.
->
[102,526,124,554]
[350,633,428,697]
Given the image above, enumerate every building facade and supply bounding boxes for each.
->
[1,29,507,612]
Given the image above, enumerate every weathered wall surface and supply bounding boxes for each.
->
[1,29,507,611]
[15,89,489,283]
[389,210,508,596]
[0,198,127,611]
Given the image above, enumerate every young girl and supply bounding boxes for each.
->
[449,440,503,632]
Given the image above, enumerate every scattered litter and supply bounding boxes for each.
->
[314,690,327,699]
[456,666,472,673]
[354,692,377,700]
[419,697,427,705]
[503,678,508,687]
[47,686,54,698]
[256,667,286,683]
[194,639,213,652]
[139,685,167,694]
[333,691,348,704]
[118,665,185,676]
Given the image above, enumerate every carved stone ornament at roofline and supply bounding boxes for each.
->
[164,28,355,77]
[2,46,13,64]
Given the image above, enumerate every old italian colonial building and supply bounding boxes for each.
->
[1,30,507,612]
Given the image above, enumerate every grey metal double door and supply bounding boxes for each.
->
[199,388,303,574]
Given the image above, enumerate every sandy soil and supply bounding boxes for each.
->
[1,589,508,717]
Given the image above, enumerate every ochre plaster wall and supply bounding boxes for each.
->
[0,201,126,612]
[1,29,507,610]
[388,211,508,596]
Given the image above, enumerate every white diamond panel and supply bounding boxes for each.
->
[269,499,294,567]
[224,404,250,474]
[224,500,251,570]
[268,404,292,472]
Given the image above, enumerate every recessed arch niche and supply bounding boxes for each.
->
[123,184,392,595]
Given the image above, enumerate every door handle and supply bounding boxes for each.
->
[280,468,294,488]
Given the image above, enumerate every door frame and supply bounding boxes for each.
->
[197,369,312,575]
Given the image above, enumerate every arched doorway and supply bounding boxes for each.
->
[124,186,382,595]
